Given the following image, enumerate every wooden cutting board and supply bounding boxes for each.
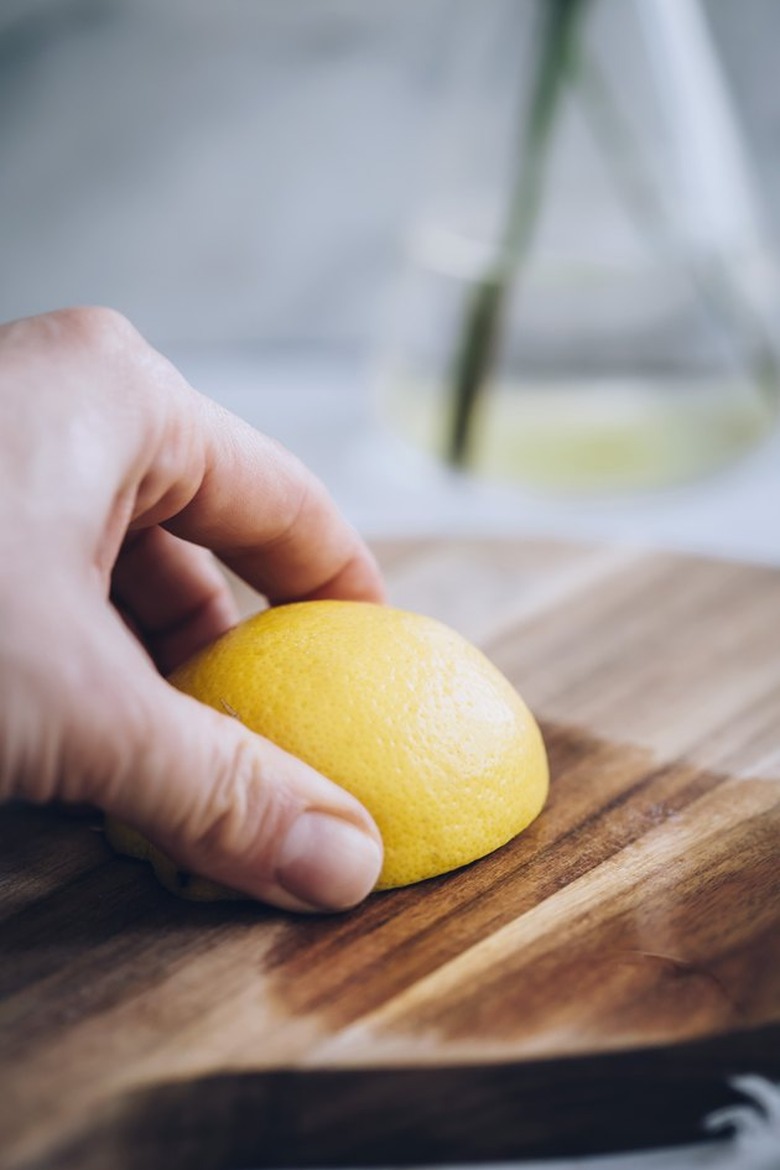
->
[1,539,779,1170]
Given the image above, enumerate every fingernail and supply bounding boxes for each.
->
[277,812,383,911]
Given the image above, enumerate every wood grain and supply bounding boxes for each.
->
[1,539,779,1170]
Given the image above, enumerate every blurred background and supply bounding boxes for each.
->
[2,0,780,560]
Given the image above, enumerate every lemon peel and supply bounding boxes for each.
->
[107,601,548,896]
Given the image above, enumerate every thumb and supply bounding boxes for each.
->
[73,625,384,913]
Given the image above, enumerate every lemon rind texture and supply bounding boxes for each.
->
[106,601,549,900]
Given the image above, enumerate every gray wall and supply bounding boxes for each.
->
[1,0,779,353]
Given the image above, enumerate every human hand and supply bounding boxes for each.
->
[0,308,385,911]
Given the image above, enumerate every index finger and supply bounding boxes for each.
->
[138,391,385,607]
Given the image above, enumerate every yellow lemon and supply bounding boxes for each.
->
[108,601,548,896]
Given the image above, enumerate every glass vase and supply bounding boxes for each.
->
[377,0,780,492]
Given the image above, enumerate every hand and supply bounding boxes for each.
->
[0,308,385,911]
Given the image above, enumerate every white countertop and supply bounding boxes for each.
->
[179,350,780,569]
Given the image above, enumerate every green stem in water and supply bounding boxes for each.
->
[446,0,590,468]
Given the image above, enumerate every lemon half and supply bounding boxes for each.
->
[108,601,548,895]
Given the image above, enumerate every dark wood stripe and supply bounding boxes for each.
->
[15,1025,780,1170]
[264,726,730,1022]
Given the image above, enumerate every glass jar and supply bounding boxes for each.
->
[377,0,780,492]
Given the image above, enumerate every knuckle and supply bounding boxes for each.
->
[132,399,206,524]
[52,305,138,353]
[267,474,315,551]
[182,727,292,880]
